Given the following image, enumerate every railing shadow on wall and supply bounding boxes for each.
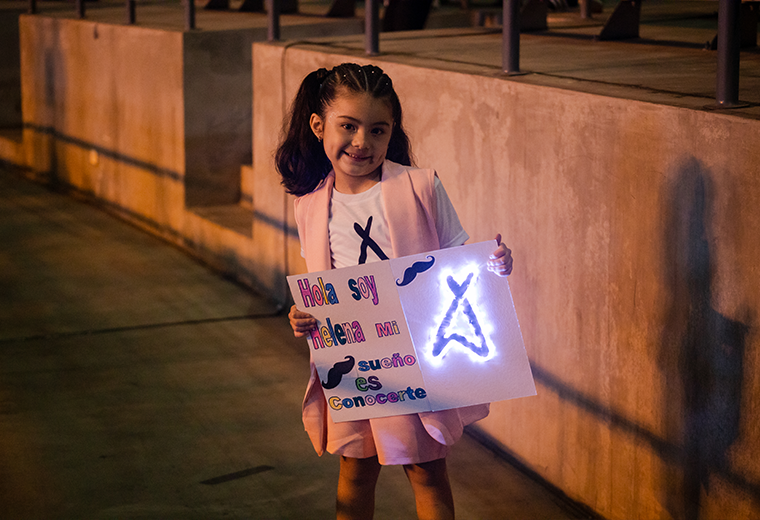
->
[23,0,752,107]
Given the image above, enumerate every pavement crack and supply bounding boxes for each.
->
[0,311,283,344]
[200,465,275,485]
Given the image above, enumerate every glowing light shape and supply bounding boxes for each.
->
[431,271,491,359]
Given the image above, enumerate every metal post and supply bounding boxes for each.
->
[267,0,280,41]
[580,0,592,19]
[716,0,741,106]
[365,0,379,55]
[502,0,520,74]
[76,0,85,18]
[126,0,136,24]
[29,0,36,14]
[185,0,195,30]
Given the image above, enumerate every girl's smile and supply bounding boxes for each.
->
[310,92,394,194]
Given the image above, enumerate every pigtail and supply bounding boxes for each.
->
[386,110,414,168]
[276,68,333,196]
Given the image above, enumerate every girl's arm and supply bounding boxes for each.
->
[487,233,513,277]
[289,304,317,338]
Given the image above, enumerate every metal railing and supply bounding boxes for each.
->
[185,0,195,29]
[716,0,742,106]
[25,0,749,106]
[503,0,520,74]
[366,0,379,55]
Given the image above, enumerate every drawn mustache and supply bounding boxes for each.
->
[395,256,435,286]
[321,355,355,389]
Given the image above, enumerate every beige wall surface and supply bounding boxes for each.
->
[184,30,261,208]
[11,17,357,303]
[16,16,272,291]
[19,15,186,233]
[253,43,760,520]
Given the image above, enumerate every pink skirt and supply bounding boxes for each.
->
[303,361,489,465]
[326,411,451,465]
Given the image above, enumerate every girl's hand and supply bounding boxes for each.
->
[289,304,317,338]
[487,233,513,277]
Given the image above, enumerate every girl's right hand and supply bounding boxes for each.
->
[289,304,317,338]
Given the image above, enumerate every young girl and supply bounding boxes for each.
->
[276,63,513,520]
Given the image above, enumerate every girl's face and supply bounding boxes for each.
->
[310,91,393,194]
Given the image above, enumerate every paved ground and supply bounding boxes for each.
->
[0,168,592,519]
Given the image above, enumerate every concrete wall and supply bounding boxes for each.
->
[184,30,257,207]
[251,42,760,520]
[19,16,186,232]
[13,15,363,300]
[18,14,271,217]
[15,16,299,297]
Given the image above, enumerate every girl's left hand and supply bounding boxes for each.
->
[487,233,513,277]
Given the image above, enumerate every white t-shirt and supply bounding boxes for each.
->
[326,176,468,269]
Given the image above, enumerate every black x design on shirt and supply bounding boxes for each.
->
[354,216,389,264]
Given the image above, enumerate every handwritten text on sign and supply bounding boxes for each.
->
[287,240,536,423]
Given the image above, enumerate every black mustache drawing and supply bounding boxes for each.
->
[395,256,436,286]
[321,356,355,389]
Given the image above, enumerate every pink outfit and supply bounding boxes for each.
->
[293,159,489,464]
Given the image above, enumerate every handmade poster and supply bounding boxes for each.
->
[286,240,536,423]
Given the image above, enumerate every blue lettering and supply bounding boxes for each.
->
[348,279,361,301]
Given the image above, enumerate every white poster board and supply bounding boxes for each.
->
[287,240,536,423]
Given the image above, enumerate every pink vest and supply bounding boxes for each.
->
[294,160,489,456]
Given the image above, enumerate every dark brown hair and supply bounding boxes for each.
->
[275,63,413,197]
